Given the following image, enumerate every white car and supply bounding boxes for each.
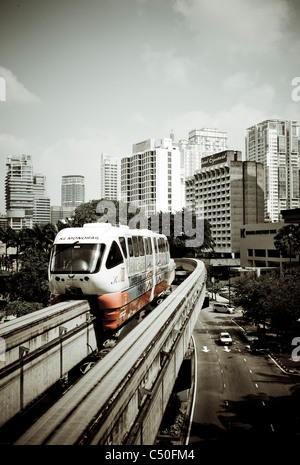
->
[219,332,232,345]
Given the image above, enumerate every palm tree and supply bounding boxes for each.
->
[32,223,57,253]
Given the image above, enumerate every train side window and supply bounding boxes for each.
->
[119,237,127,258]
[154,238,158,254]
[132,236,139,257]
[148,237,152,255]
[106,241,124,269]
[145,237,149,255]
[158,238,162,252]
[138,236,145,256]
[128,237,134,257]
[146,237,152,255]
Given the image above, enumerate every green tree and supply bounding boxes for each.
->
[5,301,43,318]
[274,224,300,268]
[7,248,50,306]
[232,272,300,336]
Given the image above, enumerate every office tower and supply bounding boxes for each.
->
[5,154,34,229]
[100,153,120,200]
[245,119,300,222]
[61,175,85,208]
[180,128,228,178]
[186,150,264,256]
[33,174,51,225]
[121,137,182,217]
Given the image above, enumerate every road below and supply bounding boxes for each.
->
[188,303,300,442]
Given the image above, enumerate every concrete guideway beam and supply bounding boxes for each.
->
[15,259,206,445]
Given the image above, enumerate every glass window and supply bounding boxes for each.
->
[119,237,127,258]
[128,237,134,257]
[138,236,145,256]
[132,236,139,257]
[147,237,152,255]
[51,243,105,274]
[106,241,124,269]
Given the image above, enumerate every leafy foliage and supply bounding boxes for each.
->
[232,272,300,335]
[274,224,300,257]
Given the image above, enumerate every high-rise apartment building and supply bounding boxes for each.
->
[245,119,299,222]
[186,150,264,256]
[33,174,51,225]
[5,156,51,229]
[180,128,228,178]
[100,153,120,200]
[121,137,182,217]
[5,154,34,229]
[61,175,85,208]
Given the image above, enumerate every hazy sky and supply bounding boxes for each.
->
[1,0,300,213]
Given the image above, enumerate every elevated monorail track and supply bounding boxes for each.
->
[1,258,206,445]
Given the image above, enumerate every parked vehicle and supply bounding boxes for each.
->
[219,331,232,345]
[247,343,269,355]
[242,330,259,342]
[213,302,235,314]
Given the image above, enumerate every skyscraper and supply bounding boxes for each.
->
[186,150,264,256]
[5,155,51,229]
[121,137,182,217]
[5,154,34,229]
[61,175,85,208]
[180,128,228,178]
[245,119,299,222]
[33,174,51,225]
[100,153,120,200]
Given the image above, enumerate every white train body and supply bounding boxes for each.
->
[49,223,175,331]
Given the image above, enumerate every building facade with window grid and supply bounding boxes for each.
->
[121,138,182,218]
[180,127,228,179]
[245,119,299,222]
[186,150,264,256]
[100,153,120,201]
[61,175,85,208]
[5,154,34,229]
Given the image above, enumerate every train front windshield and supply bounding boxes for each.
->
[50,242,105,274]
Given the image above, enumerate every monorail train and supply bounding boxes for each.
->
[49,223,176,331]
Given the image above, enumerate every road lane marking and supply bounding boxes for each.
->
[255,383,259,388]
[202,346,210,352]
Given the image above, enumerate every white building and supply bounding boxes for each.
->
[121,137,182,217]
[61,175,85,208]
[100,153,120,201]
[33,174,51,225]
[245,119,300,222]
[180,128,228,178]
[5,155,34,229]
